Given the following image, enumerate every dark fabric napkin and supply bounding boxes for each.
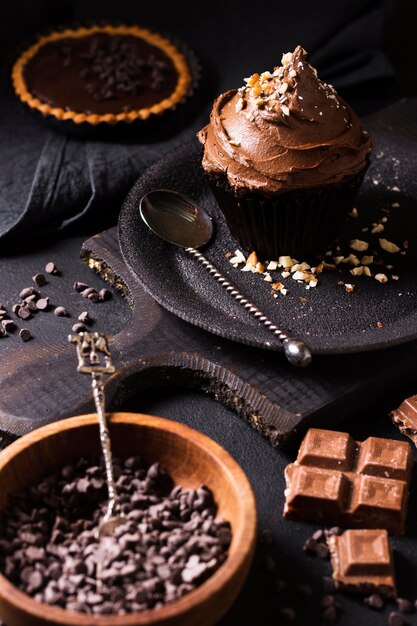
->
[0,0,395,246]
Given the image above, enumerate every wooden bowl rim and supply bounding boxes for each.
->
[0,412,257,625]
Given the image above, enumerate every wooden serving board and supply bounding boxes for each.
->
[1,227,417,448]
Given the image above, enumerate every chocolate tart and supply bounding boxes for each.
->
[12,24,194,135]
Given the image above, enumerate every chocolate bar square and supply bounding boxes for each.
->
[328,529,396,597]
[284,428,412,534]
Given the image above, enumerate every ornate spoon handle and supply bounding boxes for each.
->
[186,247,312,367]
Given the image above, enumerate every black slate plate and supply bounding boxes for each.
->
[118,99,417,355]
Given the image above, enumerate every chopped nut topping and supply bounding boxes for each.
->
[363,266,372,277]
[379,238,400,253]
[376,321,383,329]
[281,105,290,116]
[344,283,355,293]
[264,273,273,282]
[350,266,364,276]
[278,82,288,94]
[375,273,388,283]
[266,261,278,271]
[371,223,384,234]
[361,255,374,265]
[229,140,241,147]
[281,52,292,65]
[350,239,369,252]
[289,69,297,78]
[349,208,358,218]
[235,98,244,113]
[279,255,293,269]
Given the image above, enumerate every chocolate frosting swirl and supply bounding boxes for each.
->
[197,46,372,195]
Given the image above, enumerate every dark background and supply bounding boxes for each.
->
[1,1,417,625]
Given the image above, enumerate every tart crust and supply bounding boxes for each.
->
[12,24,192,125]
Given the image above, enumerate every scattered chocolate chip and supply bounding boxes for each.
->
[74,282,89,292]
[12,304,20,314]
[279,607,296,622]
[26,301,38,313]
[54,307,68,317]
[296,583,312,597]
[396,598,414,614]
[99,288,111,301]
[322,605,339,623]
[323,576,336,594]
[0,309,7,317]
[81,288,97,298]
[2,320,15,332]
[19,329,32,342]
[321,595,336,608]
[88,292,100,303]
[45,262,59,275]
[32,273,47,287]
[36,298,49,311]
[303,537,317,553]
[364,593,384,610]
[78,311,92,325]
[19,287,36,299]
[388,612,405,626]
[72,323,86,333]
[0,326,6,338]
[25,294,38,303]
[316,543,330,559]
[17,306,31,320]
[312,529,325,542]
[259,528,273,546]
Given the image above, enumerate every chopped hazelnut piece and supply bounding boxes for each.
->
[281,105,290,116]
[350,239,369,252]
[371,224,384,234]
[379,238,400,253]
[266,261,278,271]
[361,255,374,265]
[375,273,388,283]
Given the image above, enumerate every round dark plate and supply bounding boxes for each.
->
[118,124,417,355]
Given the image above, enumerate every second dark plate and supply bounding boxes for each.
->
[118,101,417,355]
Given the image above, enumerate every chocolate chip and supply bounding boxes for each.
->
[2,320,15,332]
[45,262,59,275]
[17,306,31,319]
[72,323,86,334]
[19,287,36,299]
[12,304,20,314]
[32,273,47,287]
[78,311,92,325]
[279,607,296,622]
[312,529,325,542]
[81,288,97,298]
[388,612,405,626]
[26,301,38,313]
[99,288,111,301]
[364,593,384,610]
[54,307,68,317]
[36,298,49,311]
[322,606,339,623]
[19,328,31,342]
[74,282,89,292]
[303,537,317,553]
[259,528,273,546]
[88,292,100,302]
[315,543,330,559]
[396,598,414,614]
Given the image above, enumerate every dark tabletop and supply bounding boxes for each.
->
[1,1,417,625]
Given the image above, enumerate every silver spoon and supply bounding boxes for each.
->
[139,189,312,367]
[69,332,125,537]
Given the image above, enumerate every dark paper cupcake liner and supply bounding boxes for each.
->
[9,21,201,141]
[208,167,368,261]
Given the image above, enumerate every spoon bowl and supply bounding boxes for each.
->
[140,189,213,249]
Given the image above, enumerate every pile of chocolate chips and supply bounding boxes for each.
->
[0,456,231,615]
[61,35,171,102]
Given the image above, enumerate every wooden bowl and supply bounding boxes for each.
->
[0,413,257,626]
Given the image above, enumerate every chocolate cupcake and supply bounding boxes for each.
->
[12,24,193,135]
[197,46,372,260]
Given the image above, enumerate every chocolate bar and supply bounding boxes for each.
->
[283,428,412,534]
[391,394,417,447]
[328,529,396,597]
